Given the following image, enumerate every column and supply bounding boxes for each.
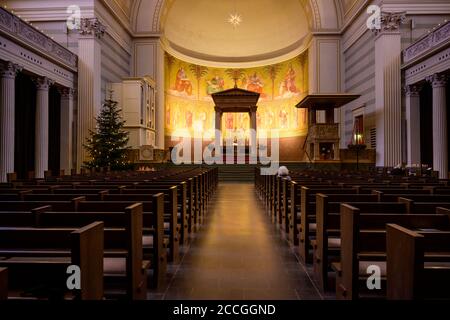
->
[405,84,422,167]
[155,40,165,150]
[0,62,22,182]
[427,74,448,179]
[34,77,54,179]
[214,107,222,146]
[309,109,316,125]
[76,18,105,171]
[325,108,334,124]
[249,107,258,163]
[59,87,75,175]
[249,107,257,147]
[374,12,405,167]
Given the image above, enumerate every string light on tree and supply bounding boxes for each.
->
[83,90,132,171]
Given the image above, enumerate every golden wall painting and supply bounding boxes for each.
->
[165,52,309,138]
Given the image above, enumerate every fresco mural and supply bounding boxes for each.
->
[165,52,309,138]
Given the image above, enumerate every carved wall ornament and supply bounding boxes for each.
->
[404,20,450,63]
[58,87,76,99]
[34,76,54,91]
[373,11,406,36]
[0,7,77,69]
[79,18,106,39]
[426,73,448,88]
[0,61,22,79]
[404,84,423,97]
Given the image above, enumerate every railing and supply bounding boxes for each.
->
[403,20,450,64]
[0,7,77,70]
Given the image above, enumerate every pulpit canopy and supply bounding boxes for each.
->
[212,87,260,113]
[295,94,361,110]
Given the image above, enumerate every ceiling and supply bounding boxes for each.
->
[162,0,310,66]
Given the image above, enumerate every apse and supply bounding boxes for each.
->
[162,0,310,66]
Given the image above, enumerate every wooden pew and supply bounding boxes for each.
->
[0,198,83,212]
[0,268,7,300]
[66,197,166,289]
[0,205,50,227]
[387,224,450,300]
[335,204,450,300]
[397,197,450,214]
[313,194,380,291]
[289,181,301,246]
[0,222,104,300]
[120,185,188,246]
[23,193,105,201]
[102,189,179,263]
[39,203,149,299]
[299,186,358,263]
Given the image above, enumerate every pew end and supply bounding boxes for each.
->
[0,268,7,300]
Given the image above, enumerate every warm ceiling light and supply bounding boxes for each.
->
[228,13,242,28]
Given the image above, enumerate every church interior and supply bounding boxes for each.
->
[1,0,450,305]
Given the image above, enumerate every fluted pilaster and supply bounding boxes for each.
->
[76,20,104,170]
[427,74,448,179]
[405,84,422,167]
[59,87,75,174]
[0,62,22,182]
[34,76,54,179]
[374,12,405,167]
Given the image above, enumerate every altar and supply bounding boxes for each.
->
[211,86,260,149]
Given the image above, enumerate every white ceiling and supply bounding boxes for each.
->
[163,0,310,66]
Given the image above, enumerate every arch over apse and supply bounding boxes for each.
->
[131,0,343,67]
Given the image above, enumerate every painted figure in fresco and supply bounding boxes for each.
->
[185,110,193,128]
[225,113,234,130]
[199,111,207,130]
[257,111,263,129]
[173,108,180,129]
[175,67,193,96]
[279,64,298,97]
[206,74,225,95]
[238,113,248,131]
[166,104,171,127]
[267,111,275,129]
[246,72,264,95]
[279,109,289,129]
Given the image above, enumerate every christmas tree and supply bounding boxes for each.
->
[84,92,132,171]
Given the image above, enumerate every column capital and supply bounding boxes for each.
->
[249,106,258,113]
[404,84,423,97]
[79,18,106,39]
[33,76,54,91]
[0,61,22,79]
[58,87,76,99]
[373,11,406,36]
[214,106,223,114]
[427,73,448,88]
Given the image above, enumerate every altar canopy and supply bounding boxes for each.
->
[212,87,260,146]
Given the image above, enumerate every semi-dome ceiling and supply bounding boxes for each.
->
[162,0,310,67]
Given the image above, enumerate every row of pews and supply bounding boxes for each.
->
[0,167,218,300]
[255,169,450,300]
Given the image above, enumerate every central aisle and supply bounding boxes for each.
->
[162,183,322,300]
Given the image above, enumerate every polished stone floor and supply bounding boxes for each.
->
[150,183,323,300]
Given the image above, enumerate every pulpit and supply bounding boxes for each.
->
[296,94,360,163]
